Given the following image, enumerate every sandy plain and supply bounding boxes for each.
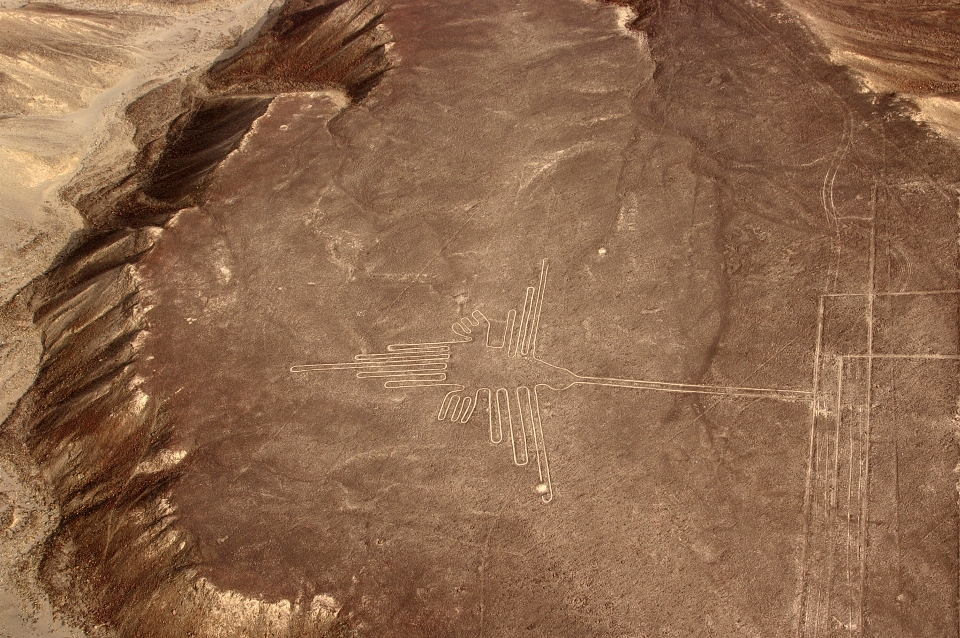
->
[1,0,959,636]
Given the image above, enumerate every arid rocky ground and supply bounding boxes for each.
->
[1,0,959,637]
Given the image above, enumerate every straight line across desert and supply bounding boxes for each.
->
[1,1,958,637]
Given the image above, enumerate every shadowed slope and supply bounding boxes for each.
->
[74,0,391,230]
[784,0,960,95]
[207,0,391,99]
[1,1,393,635]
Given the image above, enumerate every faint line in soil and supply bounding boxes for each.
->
[381,201,480,314]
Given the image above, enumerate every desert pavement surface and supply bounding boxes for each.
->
[1,0,959,636]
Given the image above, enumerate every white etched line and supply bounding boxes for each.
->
[820,119,850,294]
[814,357,842,635]
[854,363,865,631]
[820,423,830,511]
[459,314,481,335]
[459,396,474,423]
[807,431,822,637]
[576,376,812,402]
[844,353,960,360]
[508,310,522,356]
[494,388,508,445]
[520,286,537,355]
[500,309,517,351]
[821,289,960,298]
[354,352,450,361]
[386,380,460,389]
[532,387,554,503]
[452,321,472,339]
[503,388,528,466]
[386,344,455,352]
[831,358,843,514]
[796,293,825,638]
[352,363,448,373]
[358,345,450,355]
[356,359,448,367]
[355,365,447,374]
[449,396,462,422]
[512,287,535,358]
[356,371,447,380]
[813,419,831,638]
[484,389,501,443]
[893,437,903,601]
[843,358,854,632]
[857,199,877,634]
[291,359,446,372]
[818,356,844,638]
[812,588,824,638]
[516,387,541,478]
[522,261,548,355]
[528,259,549,356]
[438,392,455,420]
[508,302,522,357]
[351,357,450,366]
[387,342,461,351]
[518,386,536,459]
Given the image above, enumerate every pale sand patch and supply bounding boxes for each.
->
[0,455,87,638]
[193,579,340,637]
[913,96,960,144]
[781,0,960,147]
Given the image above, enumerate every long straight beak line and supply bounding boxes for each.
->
[575,377,813,402]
